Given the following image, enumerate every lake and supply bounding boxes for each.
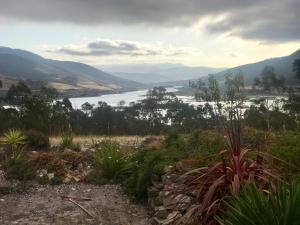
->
[69,86,182,109]
[69,86,284,110]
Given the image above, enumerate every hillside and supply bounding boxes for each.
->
[215,49,300,85]
[99,63,224,84]
[0,47,143,94]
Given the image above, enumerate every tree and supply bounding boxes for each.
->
[81,102,94,115]
[6,82,32,106]
[293,59,300,85]
[252,66,286,130]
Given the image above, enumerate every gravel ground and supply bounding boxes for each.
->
[0,183,150,225]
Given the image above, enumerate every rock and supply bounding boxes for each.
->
[47,173,55,180]
[152,181,164,189]
[149,187,160,197]
[37,169,48,178]
[63,174,72,184]
[161,174,179,185]
[162,211,182,225]
[163,165,174,174]
[154,206,169,219]
[162,195,177,209]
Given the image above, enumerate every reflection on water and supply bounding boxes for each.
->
[69,86,285,111]
[69,87,180,109]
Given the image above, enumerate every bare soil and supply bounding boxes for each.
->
[0,183,149,225]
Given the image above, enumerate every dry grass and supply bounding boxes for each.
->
[50,135,159,147]
[77,81,113,91]
[48,82,79,90]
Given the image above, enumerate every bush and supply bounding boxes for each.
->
[186,130,226,156]
[60,130,74,149]
[30,152,66,184]
[217,183,300,225]
[3,150,34,181]
[24,130,50,150]
[267,132,300,179]
[62,149,82,168]
[123,145,187,202]
[92,141,133,184]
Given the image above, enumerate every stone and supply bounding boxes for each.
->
[149,187,160,197]
[162,211,182,225]
[163,195,177,209]
[154,206,169,219]
[163,165,174,174]
[47,173,55,180]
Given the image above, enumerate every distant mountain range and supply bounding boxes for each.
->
[0,46,299,96]
[214,49,300,85]
[98,64,225,84]
[0,47,143,95]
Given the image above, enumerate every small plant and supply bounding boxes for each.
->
[92,140,133,183]
[217,182,300,225]
[3,149,34,181]
[2,129,26,154]
[60,129,74,149]
[24,130,50,150]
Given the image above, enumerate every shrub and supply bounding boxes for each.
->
[30,152,54,168]
[2,129,25,153]
[24,130,50,150]
[217,182,300,225]
[267,132,300,179]
[186,130,227,156]
[92,141,133,183]
[1,129,33,181]
[62,149,82,168]
[30,152,66,184]
[123,146,187,202]
[3,149,34,181]
[60,130,74,149]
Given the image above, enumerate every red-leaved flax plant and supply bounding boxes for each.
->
[177,73,278,225]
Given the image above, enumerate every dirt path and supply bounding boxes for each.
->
[0,184,150,225]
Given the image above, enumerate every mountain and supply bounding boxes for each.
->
[98,63,225,84]
[0,47,143,94]
[215,49,300,85]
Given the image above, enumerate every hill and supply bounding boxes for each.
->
[215,49,300,85]
[99,63,225,84]
[0,47,143,95]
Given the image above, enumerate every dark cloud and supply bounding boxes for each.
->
[0,0,299,42]
[50,39,187,57]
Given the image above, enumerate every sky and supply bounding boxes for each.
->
[0,0,299,68]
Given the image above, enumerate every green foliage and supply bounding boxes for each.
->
[186,130,227,157]
[24,130,50,150]
[3,149,34,181]
[123,135,189,201]
[2,129,25,152]
[60,130,74,149]
[92,141,133,183]
[123,148,174,201]
[217,183,300,225]
[267,132,300,178]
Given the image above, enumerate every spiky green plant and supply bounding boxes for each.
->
[217,182,300,225]
[92,140,133,183]
[2,129,26,155]
[60,130,74,149]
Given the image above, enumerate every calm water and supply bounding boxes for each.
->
[69,87,181,109]
[69,86,284,110]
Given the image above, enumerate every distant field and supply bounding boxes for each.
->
[50,135,158,147]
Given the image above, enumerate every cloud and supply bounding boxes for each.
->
[0,0,299,42]
[46,39,195,57]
